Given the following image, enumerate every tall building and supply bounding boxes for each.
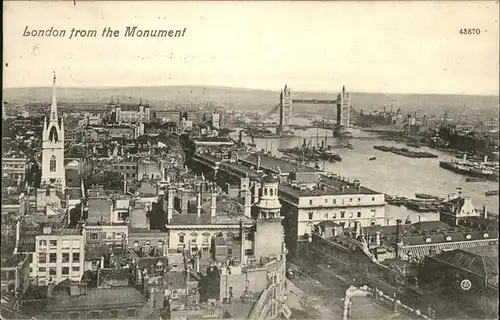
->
[336,85,351,131]
[278,84,292,134]
[41,74,66,191]
[112,98,151,124]
[32,225,85,285]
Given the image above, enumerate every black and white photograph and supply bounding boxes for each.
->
[1,1,499,319]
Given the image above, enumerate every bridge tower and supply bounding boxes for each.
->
[336,85,351,135]
[278,84,292,134]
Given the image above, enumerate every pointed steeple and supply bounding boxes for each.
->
[50,72,58,121]
[342,85,346,93]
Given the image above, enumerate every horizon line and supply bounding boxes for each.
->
[2,84,499,97]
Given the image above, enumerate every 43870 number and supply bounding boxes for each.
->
[459,29,480,35]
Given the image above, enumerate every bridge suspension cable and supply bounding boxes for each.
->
[259,103,281,121]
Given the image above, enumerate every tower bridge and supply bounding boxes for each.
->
[259,85,361,136]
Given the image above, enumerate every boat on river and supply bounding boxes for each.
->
[369,157,376,161]
[415,193,441,200]
[485,190,499,196]
[465,177,484,182]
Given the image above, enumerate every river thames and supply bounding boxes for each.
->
[232,126,499,223]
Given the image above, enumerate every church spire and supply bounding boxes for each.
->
[50,72,58,121]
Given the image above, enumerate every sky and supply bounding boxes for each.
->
[3,1,499,95]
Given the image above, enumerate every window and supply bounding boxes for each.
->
[324,212,328,219]
[371,210,376,217]
[357,212,361,218]
[349,212,353,218]
[69,312,80,320]
[357,198,361,202]
[50,155,56,172]
[72,240,80,248]
[62,267,69,275]
[179,235,184,243]
[39,240,47,247]
[308,212,313,220]
[110,310,119,318]
[49,240,57,247]
[333,199,336,204]
[62,253,69,263]
[340,211,345,218]
[264,188,268,196]
[127,309,136,318]
[349,198,352,202]
[202,247,209,253]
[245,249,254,256]
[332,213,337,219]
[49,253,57,263]
[372,197,375,201]
[203,235,209,243]
[72,266,80,272]
[72,253,80,262]
[39,254,47,264]
[62,240,69,249]
[49,267,56,275]
[309,200,313,205]
[228,248,233,255]
[89,233,98,240]
[324,199,328,203]
[270,189,273,196]
[38,267,46,273]
[87,311,100,319]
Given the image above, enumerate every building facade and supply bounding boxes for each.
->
[32,227,85,285]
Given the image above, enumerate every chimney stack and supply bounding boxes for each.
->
[257,155,262,171]
[14,218,20,254]
[167,186,174,224]
[123,174,127,194]
[482,205,488,219]
[197,192,202,217]
[375,231,381,246]
[244,189,252,218]
[396,219,403,258]
[210,187,217,218]
[355,221,361,238]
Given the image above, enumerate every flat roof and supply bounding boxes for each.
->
[244,154,314,173]
[279,179,379,198]
[46,287,146,311]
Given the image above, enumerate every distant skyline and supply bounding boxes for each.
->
[3,1,499,95]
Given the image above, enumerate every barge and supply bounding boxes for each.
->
[374,145,438,159]
[439,161,499,181]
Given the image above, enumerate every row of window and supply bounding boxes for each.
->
[112,165,137,170]
[3,164,25,169]
[88,232,124,241]
[38,266,80,275]
[308,210,377,220]
[308,196,377,205]
[53,308,136,319]
[39,252,80,264]
[179,234,211,244]
[39,239,80,248]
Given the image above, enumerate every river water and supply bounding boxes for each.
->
[231,126,499,223]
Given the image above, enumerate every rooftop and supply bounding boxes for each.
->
[46,286,146,312]
[170,194,253,226]
[244,153,314,174]
[279,177,379,198]
[431,245,498,287]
